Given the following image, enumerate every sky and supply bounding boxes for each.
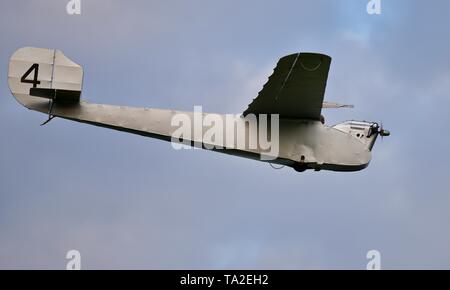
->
[0,0,450,269]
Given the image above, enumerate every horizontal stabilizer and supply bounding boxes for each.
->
[30,88,81,103]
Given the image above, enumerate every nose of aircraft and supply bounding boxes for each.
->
[380,129,390,137]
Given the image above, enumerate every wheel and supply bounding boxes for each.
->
[293,163,308,172]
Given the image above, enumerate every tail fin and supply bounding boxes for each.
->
[8,47,83,114]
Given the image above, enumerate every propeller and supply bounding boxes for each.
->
[379,121,390,139]
[369,122,390,139]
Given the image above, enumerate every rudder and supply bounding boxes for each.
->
[8,47,83,114]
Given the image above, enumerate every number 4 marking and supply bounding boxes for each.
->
[21,63,41,88]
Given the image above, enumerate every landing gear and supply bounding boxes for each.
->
[293,163,308,172]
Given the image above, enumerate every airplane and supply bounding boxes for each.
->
[7,47,389,173]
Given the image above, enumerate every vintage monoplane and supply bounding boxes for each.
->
[8,47,389,172]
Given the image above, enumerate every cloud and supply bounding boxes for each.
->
[1,0,450,269]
